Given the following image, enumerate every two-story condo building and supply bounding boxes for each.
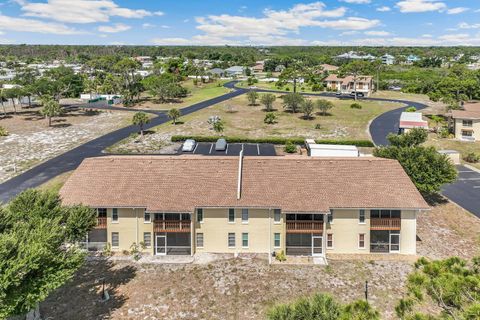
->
[59,155,428,260]
[324,74,374,97]
[451,102,480,141]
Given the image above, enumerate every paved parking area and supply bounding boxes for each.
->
[183,142,276,156]
[442,165,480,218]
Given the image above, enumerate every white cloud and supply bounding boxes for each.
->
[377,6,391,12]
[447,7,469,15]
[142,23,155,29]
[396,0,446,13]
[98,23,131,33]
[18,0,156,24]
[340,30,360,36]
[160,25,171,29]
[458,22,480,29]
[152,37,195,45]
[0,14,82,34]
[154,11,164,16]
[340,0,371,3]
[421,34,433,37]
[364,30,391,36]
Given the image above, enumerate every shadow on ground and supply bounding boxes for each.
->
[40,258,136,320]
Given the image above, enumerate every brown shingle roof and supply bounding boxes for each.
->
[452,102,480,119]
[59,156,429,213]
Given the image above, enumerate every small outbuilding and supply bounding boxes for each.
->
[305,140,360,157]
[399,112,428,134]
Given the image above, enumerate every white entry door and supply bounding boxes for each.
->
[390,233,400,253]
[155,235,167,256]
[312,236,323,256]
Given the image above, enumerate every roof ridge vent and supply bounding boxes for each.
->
[237,149,244,200]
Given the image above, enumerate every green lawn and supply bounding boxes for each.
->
[133,79,231,111]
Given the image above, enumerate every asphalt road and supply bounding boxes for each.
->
[442,165,480,218]
[0,83,246,203]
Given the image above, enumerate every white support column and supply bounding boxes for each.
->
[268,208,272,264]
[190,218,194,257]
[323,214,327,257]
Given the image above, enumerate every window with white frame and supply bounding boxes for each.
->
[144,211,151,223]
[143,232,151,247]
[274,209,281,223]
[196,233,204,248]
[228,233,235,248]
[242,233,249,248]
[358,233,365,249]
[463,119,473,127]
[111,232,119,247]
[327,233,334,249]
[359,209,365,224]
[197,208,203,223]
[228,208,235,223]
[274,233,281,248]
[241,209,249,223]
[112,208,119,222]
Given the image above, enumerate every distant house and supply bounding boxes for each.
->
[381,54,395,65]
[225,66,245,77]
[399,112,429,134]
[450,102,480,141]
[274,65,286,73]
[316,64,339,73]
[324,74,374,97]
[405,55,421,65]
[252,63,264,73]
[336,51,376,61]
[208,68,226,78]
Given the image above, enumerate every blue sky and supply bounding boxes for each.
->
[0,0,480,46]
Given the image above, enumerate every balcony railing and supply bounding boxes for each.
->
[370,218,401,230]
[286,221,323,234]
[95,217,107,229]
[154,220,191,233]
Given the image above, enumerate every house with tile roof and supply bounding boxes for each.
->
[324,74,374,96]
[450,102,480,141]
[60,155,428,260]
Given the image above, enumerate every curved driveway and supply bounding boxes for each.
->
[1,82,478,218]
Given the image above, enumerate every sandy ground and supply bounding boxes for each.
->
[0,107,131,183]
[40,200,480,320]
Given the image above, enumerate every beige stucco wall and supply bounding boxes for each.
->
[326,209,370,254]
[327,209,417,255]
[400,210,417,255]
[194,208,284,254]
[454,118,480,140]
[106,208,153,253]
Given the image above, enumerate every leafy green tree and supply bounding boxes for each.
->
[0,89,7,117]
[396,256,480,320]
[0,189,95,318]
[316,99,334,116]
[114,58,142,107]
[405,106,417,112]
[142,73,187,103]
[429,115,445,133]
[374,129,457,195]
[264,112,277,124]
[260,93,276,112]
[282,93,304,113]
[132,112,150,137]
[247,90,259,106]
[301,99,315,119]
[167,108,181,125]
[40,97,63,127]
[4,88,21,115]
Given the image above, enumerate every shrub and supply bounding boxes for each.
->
[171,135,375,147]
[0,126,8,137]
[284,141,297,153]
[314,123,321,130]
[405,106,417,112]
[275,250,286,262]
[350,103,362,109]
[264,112,277,124]
[102,242,112,257]
[311,83,323,92]
[464,152,480,163]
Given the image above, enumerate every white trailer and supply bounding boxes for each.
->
[305,140,359,157]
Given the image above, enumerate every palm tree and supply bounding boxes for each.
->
[167,108,181,125]
[132,112,150,137]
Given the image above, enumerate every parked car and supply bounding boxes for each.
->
[350,92,364,98]
[182,139,196,152]
[215,138,227,151]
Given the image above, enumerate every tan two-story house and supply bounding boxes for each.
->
[324,74,374,97]
[59,155,428,260]
[451,102,480,141]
